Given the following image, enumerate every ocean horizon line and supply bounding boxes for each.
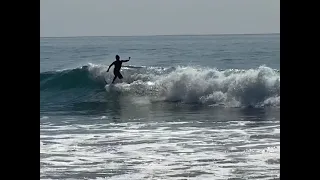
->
[40,32,280,39]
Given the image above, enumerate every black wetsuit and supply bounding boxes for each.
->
[107,58,130,83]
[112,60,123,79]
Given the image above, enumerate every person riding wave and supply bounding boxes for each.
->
[107,55,131,84]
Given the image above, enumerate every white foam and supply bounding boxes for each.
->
[87,64,280,107]
[40,119,280,179]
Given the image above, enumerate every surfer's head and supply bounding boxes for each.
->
[115,55,120,61]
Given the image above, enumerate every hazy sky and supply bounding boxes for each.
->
[40,0,279,37]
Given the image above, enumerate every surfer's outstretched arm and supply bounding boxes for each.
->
[121,57,131,62]
[107,62,115,72]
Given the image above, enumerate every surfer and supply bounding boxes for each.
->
[107,55,131,83]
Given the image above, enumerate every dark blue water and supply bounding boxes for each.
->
[40,34,280,180]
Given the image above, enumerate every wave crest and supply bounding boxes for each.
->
[40,63,280,107]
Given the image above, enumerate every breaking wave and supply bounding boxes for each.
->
[40,63,280,108]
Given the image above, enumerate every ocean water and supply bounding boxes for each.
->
[40,34,280,180]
